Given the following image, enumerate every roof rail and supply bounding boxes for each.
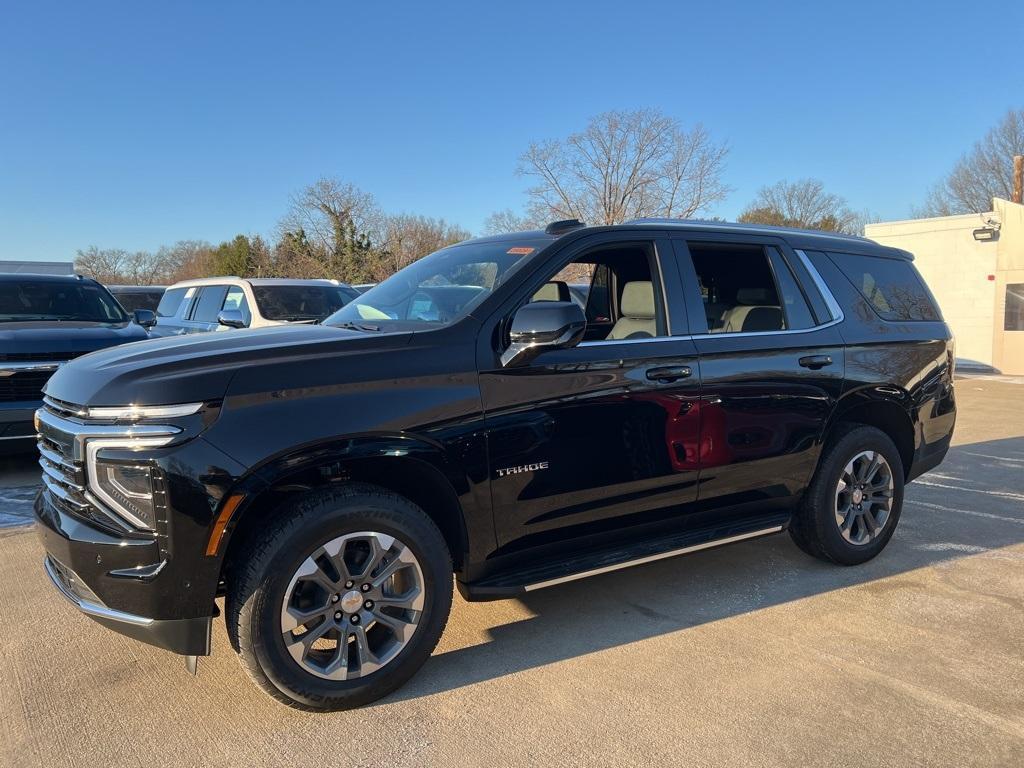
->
[625,218,870,242]
[545,219,586,236]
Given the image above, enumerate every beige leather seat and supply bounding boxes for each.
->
[717,288,784,333]
[607,281,656,340]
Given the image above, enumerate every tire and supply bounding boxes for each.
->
[789,424,905,566]
[226,483,452,711]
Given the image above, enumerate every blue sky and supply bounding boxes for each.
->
[1,0,1022,261]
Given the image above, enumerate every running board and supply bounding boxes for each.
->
[461,518,786,601]
[524,526,782,591]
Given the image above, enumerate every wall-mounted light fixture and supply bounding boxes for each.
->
[973,227,999,242]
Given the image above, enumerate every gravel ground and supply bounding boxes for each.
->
[1,378,1022,767]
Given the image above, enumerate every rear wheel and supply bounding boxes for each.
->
[226,484,452,710]
[790,425,904,565]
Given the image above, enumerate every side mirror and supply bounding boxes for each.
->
[133,309,157,329]
[217,309,247,329]
[501,301,586,367]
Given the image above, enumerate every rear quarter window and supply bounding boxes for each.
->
[829,253,941,322]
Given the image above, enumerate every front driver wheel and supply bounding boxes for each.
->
[226,484,452,710]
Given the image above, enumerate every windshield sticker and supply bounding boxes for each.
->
[507,247,535,255]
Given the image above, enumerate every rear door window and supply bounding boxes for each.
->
[684,242,816,334]
[191,286,229,324]
[829,253,940,321]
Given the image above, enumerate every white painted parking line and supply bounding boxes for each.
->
[912,479,1024,503]
[962,452,1024,464]
[906,499,1024,526]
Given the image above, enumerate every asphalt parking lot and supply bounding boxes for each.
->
[1,378,1022,767]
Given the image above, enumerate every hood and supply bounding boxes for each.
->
[42,323,412,407]
[0,321,149,358]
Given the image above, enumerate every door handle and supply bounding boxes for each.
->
[798,355,833,370]
[646,365,693,383]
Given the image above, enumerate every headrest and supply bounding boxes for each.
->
[620,281,655,319]
[532,280,570,303]
[736,287,773,305]
[741,306,783,332]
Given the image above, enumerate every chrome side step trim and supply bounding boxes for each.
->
[523,525,784,592]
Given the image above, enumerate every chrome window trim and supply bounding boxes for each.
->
[794,248,845,322]
[0,434,35,441]
[576,248,845,347]
[578,317,844,347]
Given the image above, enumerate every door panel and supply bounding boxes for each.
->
[692,331,844,507]
[671,236,845,511]
[478,232,703,555]
[481,338,702,553]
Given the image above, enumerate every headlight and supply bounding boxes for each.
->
[85,437,173,530]
[93,460,157,530]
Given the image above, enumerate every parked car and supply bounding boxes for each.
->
[34,219,956,710]
[150,277,360,336]
[0,273,154,451]
[106,285,166,313]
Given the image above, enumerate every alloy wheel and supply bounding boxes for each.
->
[280,531,425,680]
[834,450,894,546]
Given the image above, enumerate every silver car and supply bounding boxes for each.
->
[151,277,359,336]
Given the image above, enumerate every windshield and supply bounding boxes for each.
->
[0,280,128,323]
[252,285,355,322]
[323,239,548,329]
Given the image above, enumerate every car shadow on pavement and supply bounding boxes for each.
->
[384,434,1024,706]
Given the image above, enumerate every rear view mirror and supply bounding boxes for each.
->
[217,309,247,329]
[133,309,157,329]
[501,301,586,367]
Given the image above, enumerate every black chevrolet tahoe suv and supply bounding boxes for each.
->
[0,273,154,452]
[34,220,956,710]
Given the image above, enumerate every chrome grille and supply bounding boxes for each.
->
[0,370,54,402]
[36,399,129,532]
[0,351,85,362]
[41,395,89,420]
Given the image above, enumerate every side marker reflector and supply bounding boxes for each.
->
[206,494,244,556]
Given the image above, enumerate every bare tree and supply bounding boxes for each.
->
[481,209,542,235]
[375,215,470,281]
[919,108,1024,216]
[738,179,862,234]
[75,247,168,284]
[518,109,729,226]
[280,178,382,250]
[278,178,385,281]
[156,240,216,282]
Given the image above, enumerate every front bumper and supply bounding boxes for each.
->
[35,495,212,655]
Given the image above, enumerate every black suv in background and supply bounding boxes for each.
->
[34,220,956,710]
[0,274,154,451]
[106,285,166,313]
